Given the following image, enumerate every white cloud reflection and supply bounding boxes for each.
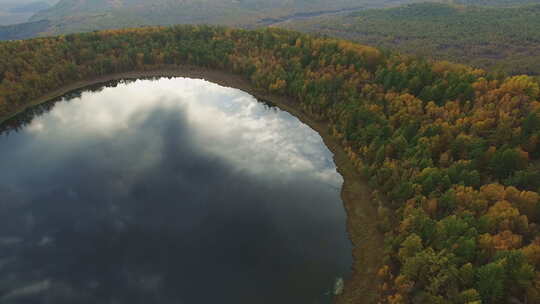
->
[24,77,342,187]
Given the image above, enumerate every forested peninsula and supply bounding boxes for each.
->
[1,25,540,303]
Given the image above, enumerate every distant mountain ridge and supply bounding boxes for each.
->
[454,0,540,6]
[8,2,51,14]
[0,0,415,39]
[29,0,387,23]
[0,1,53,26]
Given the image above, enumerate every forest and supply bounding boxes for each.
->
[282,2,540,76]
[0,25,540,303]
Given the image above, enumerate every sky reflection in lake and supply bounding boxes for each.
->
[0,77,351,304]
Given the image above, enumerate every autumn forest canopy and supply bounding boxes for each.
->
[1,25,540,303]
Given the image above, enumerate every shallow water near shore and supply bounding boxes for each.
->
[0,77,352,304]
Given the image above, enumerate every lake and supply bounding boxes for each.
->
[0,77,352,304]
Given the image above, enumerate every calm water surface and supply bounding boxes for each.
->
[0,78,351,304]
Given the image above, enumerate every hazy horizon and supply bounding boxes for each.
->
[0,0,58,6]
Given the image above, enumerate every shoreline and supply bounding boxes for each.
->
[0,65,383,303]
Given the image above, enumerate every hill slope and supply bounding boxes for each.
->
[455,0,540,6]
[281,2,540,75]
[16,0,414,37]
[0,20,51,40]
[0,1,52,26]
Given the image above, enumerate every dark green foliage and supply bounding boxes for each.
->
[490,147,525,179]
[475,262,507,303]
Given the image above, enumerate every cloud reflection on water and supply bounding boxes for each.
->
[0,77,350,304]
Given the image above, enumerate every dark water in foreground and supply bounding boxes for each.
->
[0,78,351,304]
